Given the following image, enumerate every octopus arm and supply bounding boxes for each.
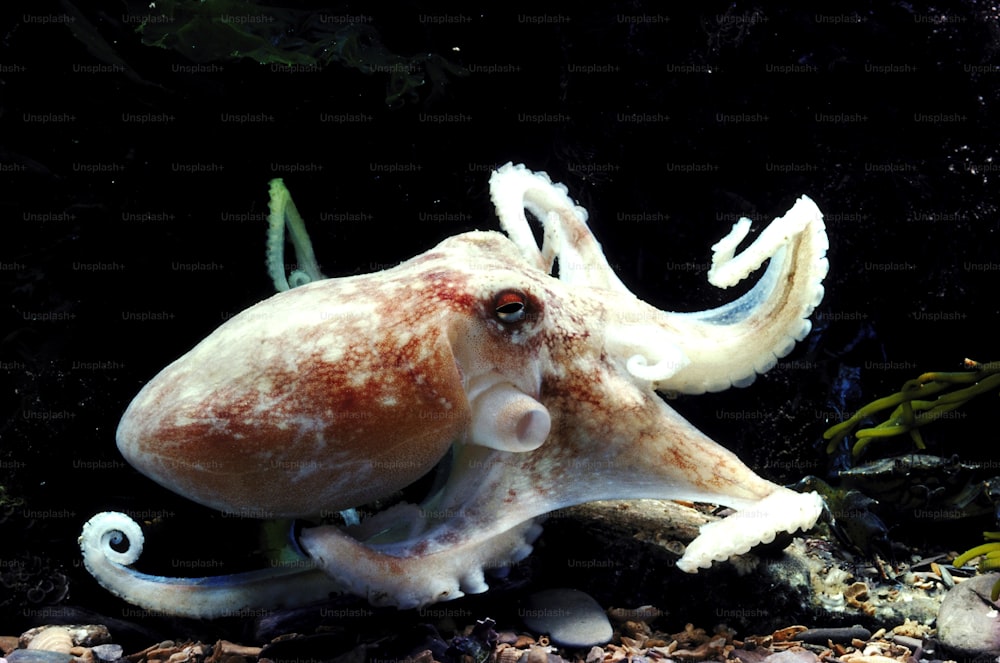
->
[655,196,829,394]
[299,518,543,609]
[266,178,325,291]
[676,488,825,571]
[80,512,342,619]
[489,162,634,294]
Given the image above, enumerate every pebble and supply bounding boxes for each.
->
[937,573,1000,657]
[521,588,613,648]
[6,650,72,663]
[797,626,872,644]
[762,649,819,663]
[1,636,20,655]
[90,644,123,662]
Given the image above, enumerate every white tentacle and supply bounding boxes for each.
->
[80,512,341,619]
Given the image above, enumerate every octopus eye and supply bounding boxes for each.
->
[494,290,528,324]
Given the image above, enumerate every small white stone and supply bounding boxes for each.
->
[522,588,613,648]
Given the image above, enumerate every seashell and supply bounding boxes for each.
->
[525,646,549,663]
[622,621,652,639]
[818,591,847,610]
[19,625,110,652]
[23,628,72,654]
[210,641,261,660]
[771,625,808,643]
[843,581,877,615]
[166,644,204,663]
[495,643,526,663]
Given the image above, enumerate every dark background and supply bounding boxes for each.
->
[2,0,1000,642]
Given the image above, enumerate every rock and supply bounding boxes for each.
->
[550,500,946,632]
[90,644,123,662]
[937,573,1000,658]
[762,649,820,663]
[6,650,73,663]
[797,626,871,644]
[521,588,613,648]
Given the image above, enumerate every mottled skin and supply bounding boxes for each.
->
[82,164,828,616]
[117,247,482,517]
[297,230,796,606]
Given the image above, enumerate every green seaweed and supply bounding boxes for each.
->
[823,359,1000,459]
[125,0,468,106]
[954,532,1000,601]
[0,484,25,523]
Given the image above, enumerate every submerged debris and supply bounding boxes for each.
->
[4,625,113,663]
[0,604,967,663]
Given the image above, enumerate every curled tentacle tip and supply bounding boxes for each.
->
[80,512,145,567]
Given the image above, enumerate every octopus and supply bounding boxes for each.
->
[80,163,829,618]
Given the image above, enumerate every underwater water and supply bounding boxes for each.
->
[2,0,1000,650]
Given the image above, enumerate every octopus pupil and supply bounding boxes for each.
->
[495,293,527,323]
